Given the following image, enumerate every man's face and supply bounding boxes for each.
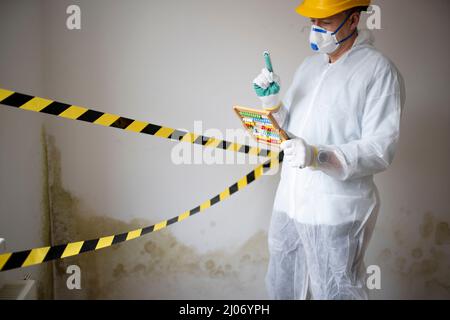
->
[310,11,357,41]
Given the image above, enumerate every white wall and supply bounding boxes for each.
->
[0,0,54,299]
[0,0,449,299]
[364,0,450,299]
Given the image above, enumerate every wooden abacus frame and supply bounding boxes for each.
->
[233,105,289,146]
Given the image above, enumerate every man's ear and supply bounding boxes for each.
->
[350,12,360,31]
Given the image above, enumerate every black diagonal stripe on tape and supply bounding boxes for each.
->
[239,145,250,154]
[141,123,162,135]
[166,217,179,226]
[141,225,155,235]
[43,244,67,262]
[194,135,208,146]
[40,102,71,115]
[78,109,104,122]
[229,182,239,195]
[0,93,34,107]
[190,206,201,215]
[210,194,220,206]
[2,250,31,271]
[80,239,100,253]
[246,171,256,184]
[220,141,231,150]
[169,129,188,141]
[111,117,134,129]
[112,233,128,245]
[263,161,271,171]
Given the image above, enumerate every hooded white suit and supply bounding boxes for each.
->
[266,30,405,299]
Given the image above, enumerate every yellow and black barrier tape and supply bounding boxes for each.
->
[0,88,275,158]
[0,153,283,272]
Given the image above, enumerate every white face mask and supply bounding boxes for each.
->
[309,13,356,54]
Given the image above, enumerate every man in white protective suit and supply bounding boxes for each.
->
[252,0,405,300]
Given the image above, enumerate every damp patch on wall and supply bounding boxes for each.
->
[38,125,54,300]
[43,131,270,299]
[374,208,450,299]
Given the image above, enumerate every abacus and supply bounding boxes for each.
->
[233,105,289,147]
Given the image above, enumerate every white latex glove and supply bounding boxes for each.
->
[280,138,316,169]
[253,68,281,109]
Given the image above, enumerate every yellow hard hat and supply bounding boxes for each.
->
[296,0,371,18]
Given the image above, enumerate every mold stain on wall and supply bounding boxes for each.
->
[43,132,269,299]
[375,208,450,299]
[38,126,54,299]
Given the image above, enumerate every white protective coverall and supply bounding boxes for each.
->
[266,29,405,299]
